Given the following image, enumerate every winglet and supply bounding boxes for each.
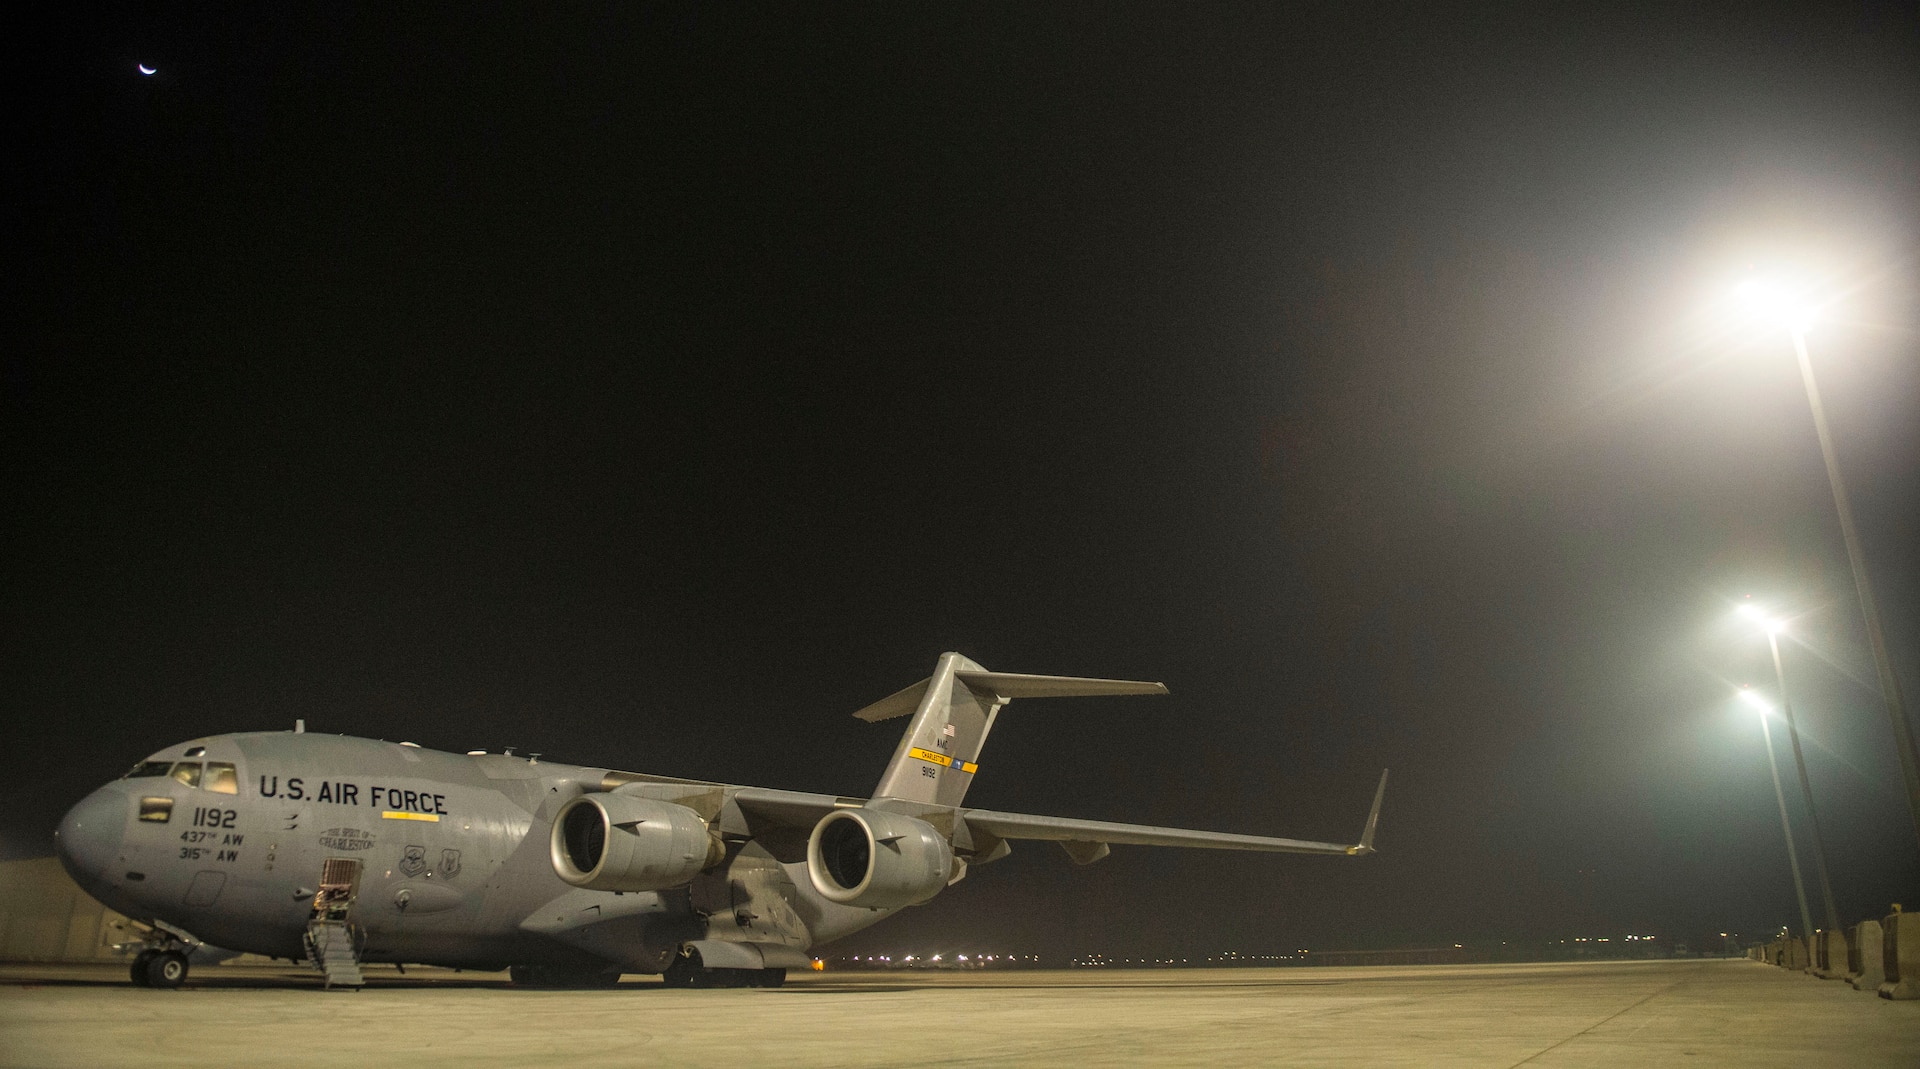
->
[1346,769,1389,856]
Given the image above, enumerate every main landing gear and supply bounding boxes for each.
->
[659,947,785,988]
[508,964,623,989]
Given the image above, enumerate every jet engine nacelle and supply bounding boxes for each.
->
[806,808,953,909]
[550,792,725,892]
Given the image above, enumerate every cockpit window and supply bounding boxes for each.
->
[124,761,173,778]
[204,762,238,795]
[170,762,203,789]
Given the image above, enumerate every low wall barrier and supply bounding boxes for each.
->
[1817,929,1848,980]
[1787,936,1808,971]
[1880,911,1919,1000]
[1850,920,1885,992]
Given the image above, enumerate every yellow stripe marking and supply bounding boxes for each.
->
[382,811,440,822]
[908,747,977,774]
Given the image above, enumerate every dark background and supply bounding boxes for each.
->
[8,3,1918,960]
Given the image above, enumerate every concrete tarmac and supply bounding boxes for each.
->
[2,959,1915,1067]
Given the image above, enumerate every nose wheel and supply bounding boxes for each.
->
[137,950,190,989]
[121,919,205,988]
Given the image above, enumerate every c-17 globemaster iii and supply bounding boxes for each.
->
[56,652,1387,989]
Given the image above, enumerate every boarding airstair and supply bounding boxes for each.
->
[305,858,365,989]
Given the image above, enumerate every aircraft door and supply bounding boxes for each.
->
[312,858,363,922]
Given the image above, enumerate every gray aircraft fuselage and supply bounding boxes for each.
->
[58,731,879,972]
[55,655,1384,986]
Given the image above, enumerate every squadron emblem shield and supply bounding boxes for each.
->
[440,848,462,878]
[399,844,427,878]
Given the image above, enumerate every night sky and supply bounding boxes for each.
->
[9,4,1919,960]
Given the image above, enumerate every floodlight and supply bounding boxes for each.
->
[1732,276,1819,333]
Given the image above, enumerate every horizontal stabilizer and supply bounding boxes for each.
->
[853,670,1167,722]
[851,677,935,723]
[954,671,1168,704]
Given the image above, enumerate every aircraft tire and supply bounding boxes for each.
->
[511,964,621,988]
[146,950,189,989]
[687,966,740,989]
[129,951,156,987]
[661,948,699,988]
[659,968,693,988]
[755,968,787,988]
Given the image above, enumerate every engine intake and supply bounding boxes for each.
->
[806,809,952,909]
[550,793,724,892]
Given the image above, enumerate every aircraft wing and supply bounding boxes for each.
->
[607,766,1388,859]
[961,769,1388,858]
[730,786,856,827]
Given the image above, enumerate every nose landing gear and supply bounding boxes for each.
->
[124,937,194,989]
[118,919,201,989]
[141,950,191,988]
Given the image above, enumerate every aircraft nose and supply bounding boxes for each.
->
[56,787,128,893]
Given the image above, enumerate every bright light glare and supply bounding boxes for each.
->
[1732,276,1819,333]
[1738,687,1772,713]
[1735,602,1785,634]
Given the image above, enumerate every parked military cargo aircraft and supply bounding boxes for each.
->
[56,653,1386,989]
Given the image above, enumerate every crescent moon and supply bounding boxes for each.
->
[138,64,156,75]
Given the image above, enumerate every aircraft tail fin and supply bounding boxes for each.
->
[858,653,1167,807]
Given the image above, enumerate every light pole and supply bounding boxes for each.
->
[1742,687,1816,943]
[1789,324,1920,854]
[1738,277,1920,853]
[1741,608,1843,935]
